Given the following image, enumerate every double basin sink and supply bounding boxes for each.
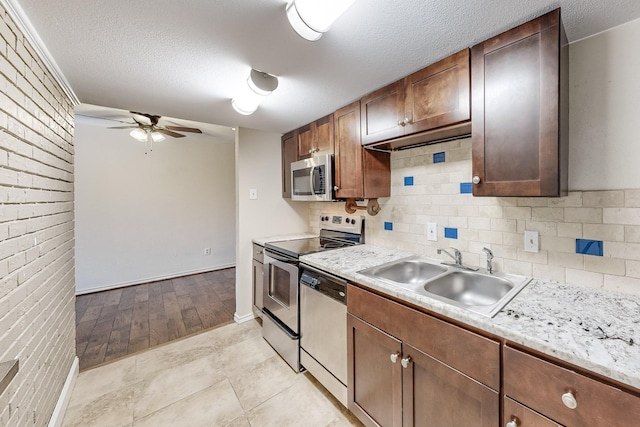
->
[358,256,531,317]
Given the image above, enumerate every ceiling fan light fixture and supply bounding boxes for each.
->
[231,69,279,115]
[285,0,357,41]
[129,128,148,141]
[151,131,165,142]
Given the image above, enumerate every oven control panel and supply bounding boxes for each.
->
[319,213,363,233]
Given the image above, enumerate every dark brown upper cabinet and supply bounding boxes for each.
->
[334,101,390,200]
[296,114,334,160]
[281,130,297,198]
[361,49,471,148]
[471,8,568,197]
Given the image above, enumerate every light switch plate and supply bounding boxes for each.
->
[427,223,437,241]
[524,230,539,253]
[249,188,257,200]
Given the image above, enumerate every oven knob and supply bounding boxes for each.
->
[350,218,356,224]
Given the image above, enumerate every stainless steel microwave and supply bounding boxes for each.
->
[291,154,334,201]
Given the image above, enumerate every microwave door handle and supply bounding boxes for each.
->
[309,166,316,195]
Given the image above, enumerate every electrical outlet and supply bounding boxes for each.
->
[249,188,258,200]
[427,223,437,241]
[204,247,211,256]
[524,231,539,253]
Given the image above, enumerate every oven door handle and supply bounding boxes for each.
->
[262,308,300,340]
[264,250,297,264]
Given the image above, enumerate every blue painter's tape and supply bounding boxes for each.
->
[444,227,458,239]
[384,222,393,231]
[404,176,414,186]
[460,182,473,194]
[433,152,446,163]
[576,239,603,256]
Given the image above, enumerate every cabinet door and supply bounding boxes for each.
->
[404,49,470,135]
[313,114,334,156]
[334,101,363,199]
[296,123,315,159]
[471,9,567,196]
[281,131,297,198]
[504,397,564,427]
[402,343,499,427]
[348,314,402,427]
[360,80,405,145]
[252,259,263,312]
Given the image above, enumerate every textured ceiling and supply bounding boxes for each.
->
[15,0,640,133]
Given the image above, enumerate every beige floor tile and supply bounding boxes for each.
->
[210,331,277,379]
[133,355,226,420]
[133,379,244,427]
[62,381,140,427]
[225,416,251,427]
[247,373,360,427]
[134,320,262,380]
[68,356,137,408]
[229,354,301,411]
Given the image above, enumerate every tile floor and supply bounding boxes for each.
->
[62,319,363,427]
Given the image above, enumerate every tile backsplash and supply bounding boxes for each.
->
[310,138,640,297]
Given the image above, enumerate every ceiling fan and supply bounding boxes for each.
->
[108,111,202,139]
[105,111,203,153]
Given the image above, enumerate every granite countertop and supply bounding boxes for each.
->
[300,244,640,392]
[252,232,317,246]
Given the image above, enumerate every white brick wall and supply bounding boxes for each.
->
[0,3,75,426]
[310,138,640,297]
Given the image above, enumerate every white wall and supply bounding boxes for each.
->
[74,115,236,294]
[569,17,640,190]
[235,128,309,321]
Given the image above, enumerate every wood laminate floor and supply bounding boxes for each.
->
[75,268,236,371]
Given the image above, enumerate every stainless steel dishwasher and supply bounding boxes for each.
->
[299,264,348,407]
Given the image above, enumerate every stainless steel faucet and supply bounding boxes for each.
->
[438,247,462,266]
[482,247,494,274]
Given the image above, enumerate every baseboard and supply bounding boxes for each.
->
[75,264,236,295]
[234,311,256,324]
[47,356,79,427]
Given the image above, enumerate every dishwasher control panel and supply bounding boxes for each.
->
[300,268,346,304]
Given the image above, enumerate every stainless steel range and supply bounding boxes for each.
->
[262,214,364,374]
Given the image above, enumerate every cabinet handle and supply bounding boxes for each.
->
[397,118,411,127]
[390,352,400,364]
[333,186,340,191]
[472,176,481,184]
[561,391,578,409]
[506,417,519,427]
[401,356,411,368]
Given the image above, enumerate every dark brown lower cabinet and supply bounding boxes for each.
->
[503,346,640,427]
[403,343,498,427]
[347,284,499,427]
[348,314,402,427]
[504,397,564,427]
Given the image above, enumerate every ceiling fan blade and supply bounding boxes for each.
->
[156,129,185,138]
[165,126,202,134]
[108,125,139,129]
[76,113,136,125]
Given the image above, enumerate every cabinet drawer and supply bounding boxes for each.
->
[504,397,564,427]
[252,243,264,262]
[347,284,500,390]
[504,346,640,427]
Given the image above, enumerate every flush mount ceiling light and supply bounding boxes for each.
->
[231,69,279,115]
[285,0,357,41]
